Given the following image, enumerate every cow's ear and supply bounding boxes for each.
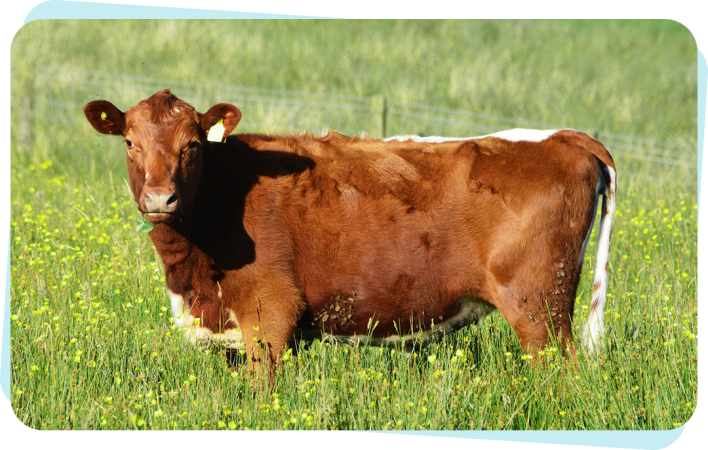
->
[200,103,242,142]
[84,100,126,136]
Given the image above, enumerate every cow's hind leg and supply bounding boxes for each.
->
[490,230,589,359]
[510,291,577,358]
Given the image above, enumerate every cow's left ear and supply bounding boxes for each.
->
[200,103,242,141]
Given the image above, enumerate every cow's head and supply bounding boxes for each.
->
[83,90,241,225]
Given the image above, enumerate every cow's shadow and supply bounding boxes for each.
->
[192,143,316,272]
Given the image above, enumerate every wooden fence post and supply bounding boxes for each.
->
[371,95,387,138]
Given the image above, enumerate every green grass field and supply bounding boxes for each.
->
[10,20,697,430]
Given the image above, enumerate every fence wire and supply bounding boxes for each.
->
[14,67,699,182]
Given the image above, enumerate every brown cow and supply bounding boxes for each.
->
[84,89,616,376]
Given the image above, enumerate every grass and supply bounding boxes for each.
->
[9,19,698,430]
[9,169,698,430]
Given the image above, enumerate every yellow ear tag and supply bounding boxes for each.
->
[101,112,107,120]
[207,119,225,143]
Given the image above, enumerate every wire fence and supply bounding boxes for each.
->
[13,66,698,185]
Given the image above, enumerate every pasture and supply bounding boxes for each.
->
[9,20,697,430]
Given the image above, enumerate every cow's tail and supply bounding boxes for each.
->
[581,157,617,354]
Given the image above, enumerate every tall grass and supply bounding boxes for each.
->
[10,19,697,430]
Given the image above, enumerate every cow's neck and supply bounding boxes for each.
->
[144,144,241,294]
[148,219,194,264]
[146,208,219,296]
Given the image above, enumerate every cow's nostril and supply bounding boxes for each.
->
[166,193,178,206]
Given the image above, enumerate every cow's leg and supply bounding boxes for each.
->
[237,316,296,388]
[505,296,577,357]
[489,236,587,359]
[487,177,597,358]
[235,314,270,386]
[236,281,305,386]
[494,285,578,358]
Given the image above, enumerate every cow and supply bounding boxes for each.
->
[84,89,616,378]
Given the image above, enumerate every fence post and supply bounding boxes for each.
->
[17,63,35,153]
[371,95,387,138]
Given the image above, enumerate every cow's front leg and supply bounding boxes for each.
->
[237,290,305,387]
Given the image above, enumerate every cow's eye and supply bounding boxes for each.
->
[180,142,199,163]
[125,140,134,149]
[181,142,199,159]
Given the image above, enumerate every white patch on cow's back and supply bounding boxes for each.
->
[384,128,561,144]
[486,128,561,142]
[320,297,494,348]
[168,290,244,350]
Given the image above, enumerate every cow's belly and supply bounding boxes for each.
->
[301,296,495,349]
[169,288,492,352]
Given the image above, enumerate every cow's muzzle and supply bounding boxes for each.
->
[143,191,179,223]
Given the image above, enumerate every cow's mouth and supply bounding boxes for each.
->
[145,212,177,224]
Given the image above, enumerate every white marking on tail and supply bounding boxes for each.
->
[582,166,616,354]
